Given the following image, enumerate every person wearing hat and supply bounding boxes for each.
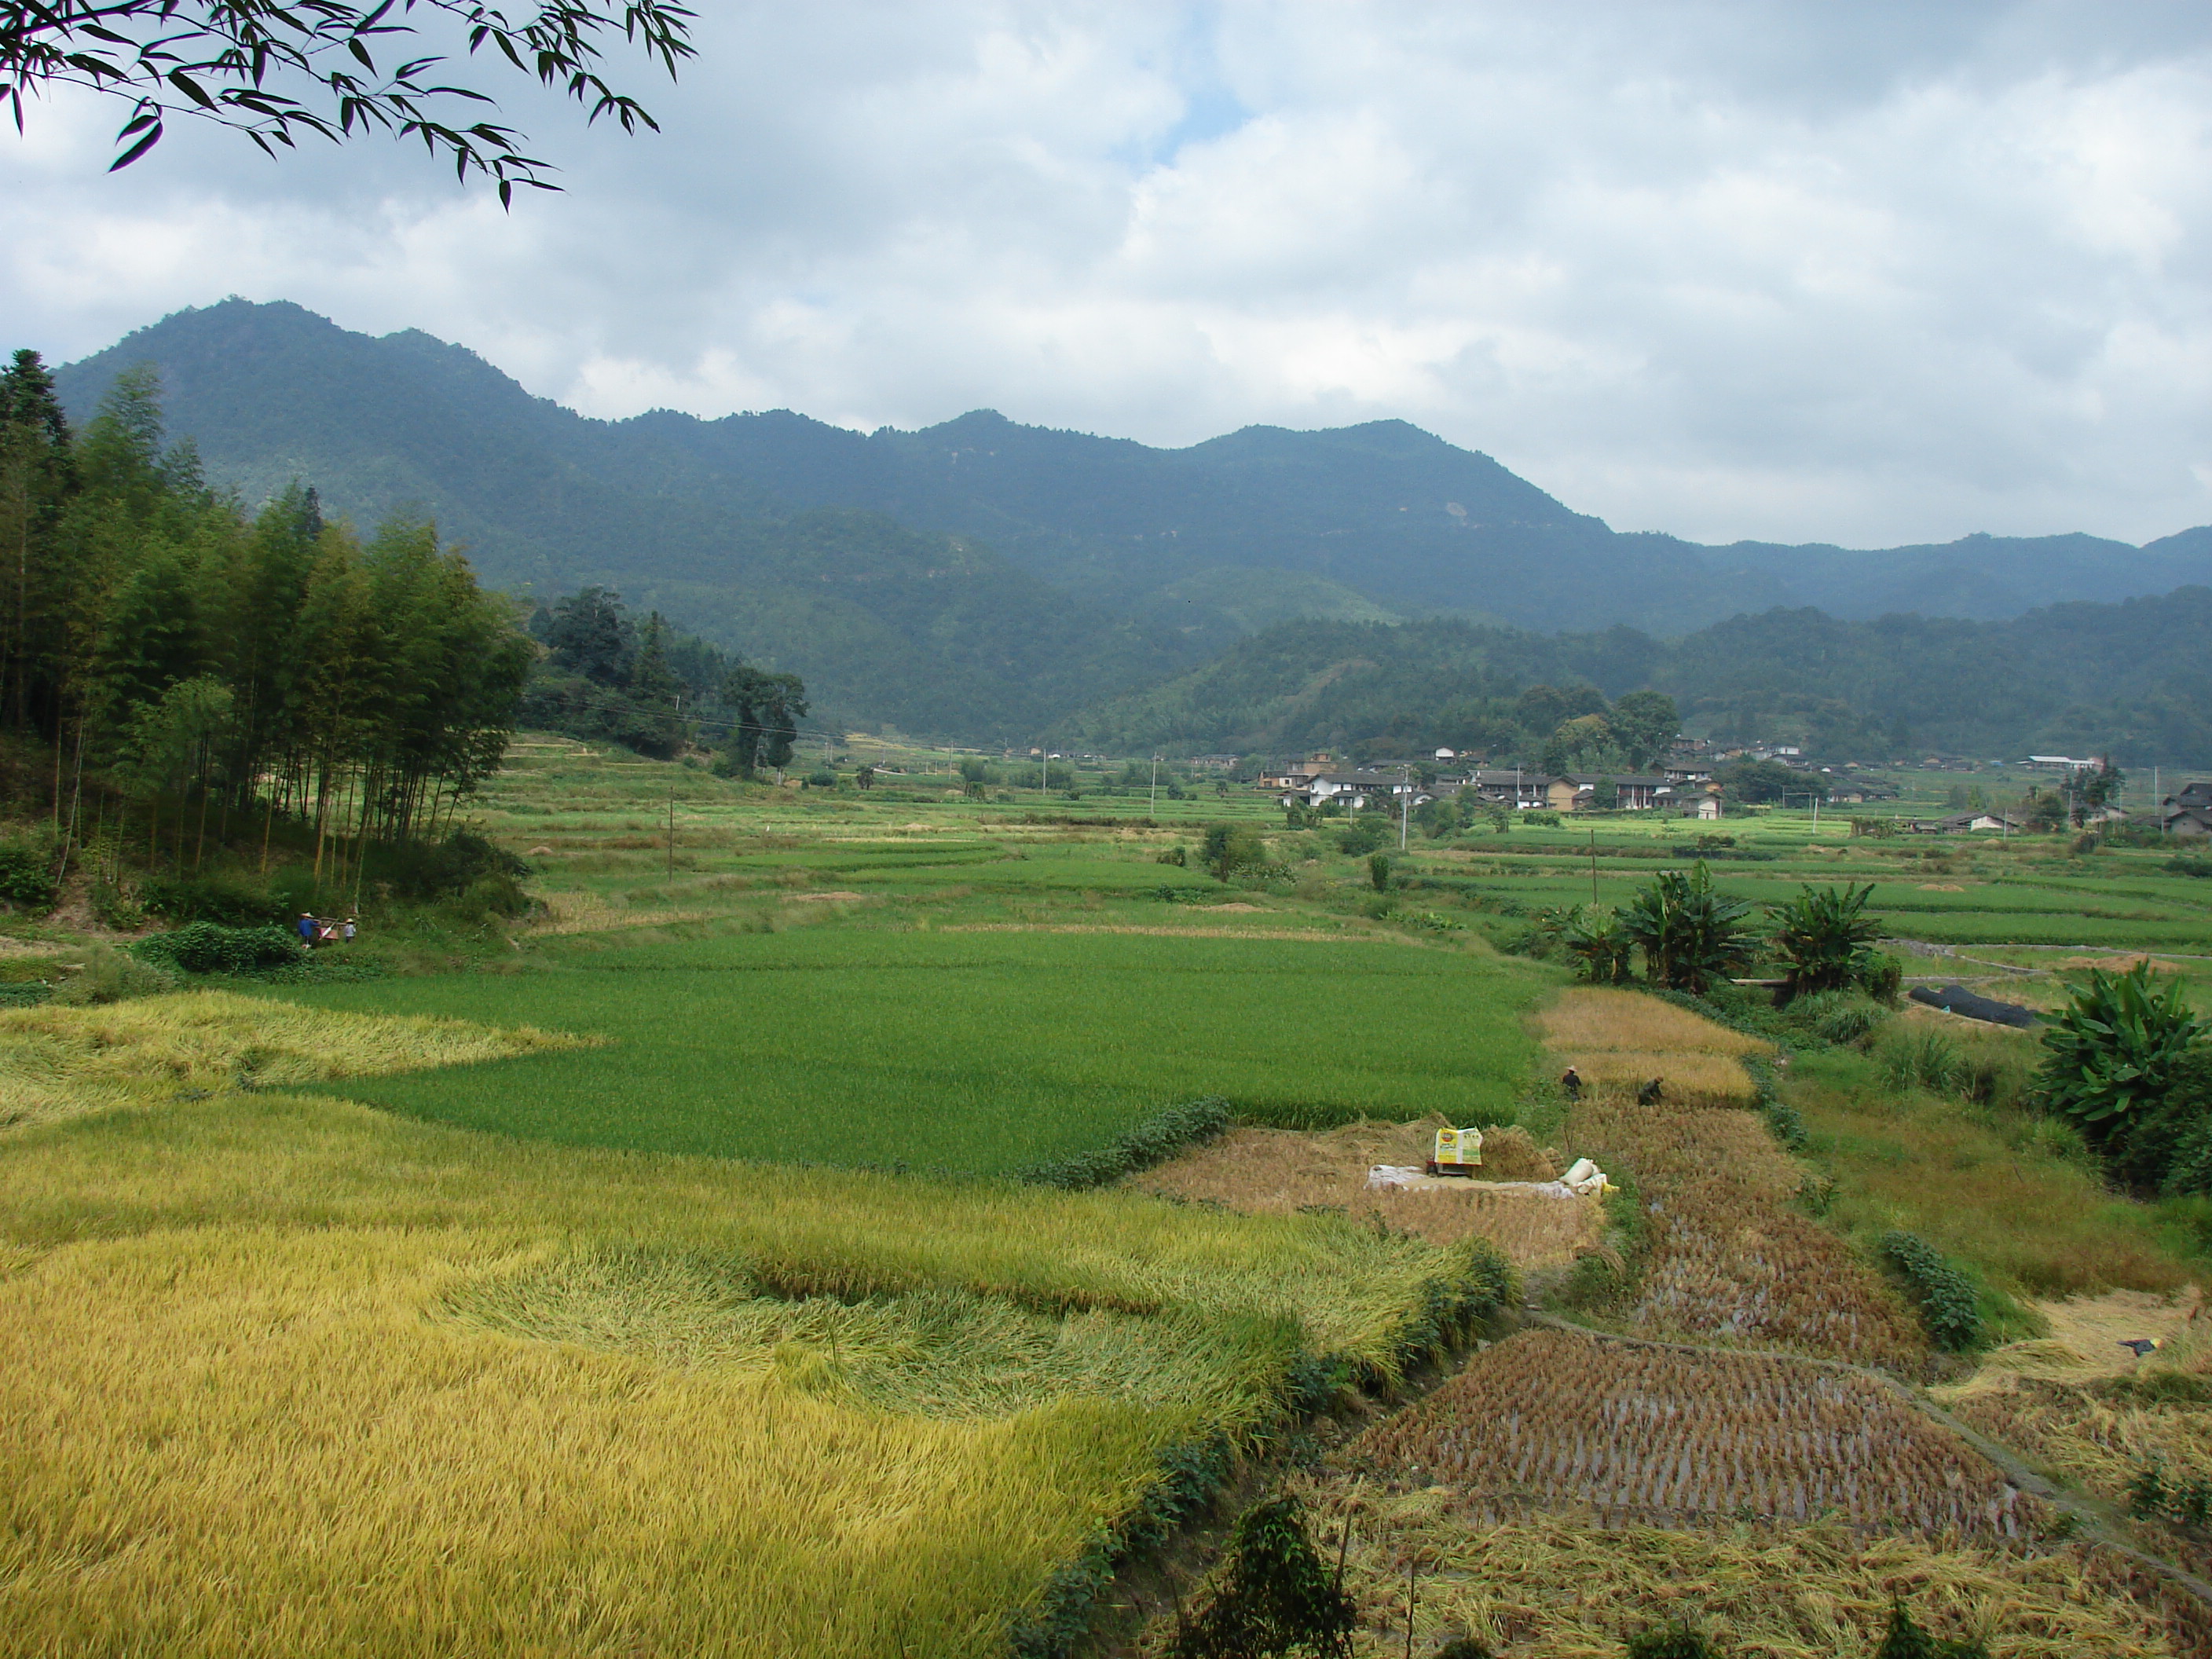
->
[298,912,317,949]
[1559,1066,1583,1101]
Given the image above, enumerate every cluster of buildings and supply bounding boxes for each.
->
[1254,754,1726,819]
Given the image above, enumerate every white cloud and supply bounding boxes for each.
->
[6,0,2212,546]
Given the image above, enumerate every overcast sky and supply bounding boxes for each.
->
[7,1,2212,547]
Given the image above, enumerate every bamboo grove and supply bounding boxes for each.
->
[0,350,532,870]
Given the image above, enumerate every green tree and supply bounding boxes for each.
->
[1768,882,1883,998]
[718,665,808,778]
[1621,862,1754,994]
[1168,1495,1353,1659]
[1543,712,1615,775]
[540,586,632,687]
[1,1,693,204]
[1607,690,1679,769]
[1714,758,1827,804]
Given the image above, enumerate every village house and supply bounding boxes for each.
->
[1544,775,1675,811]
[1458,769,1554,811]
[1257,753,1335,790]
[2163,781,2212,837]
[1283,770,1419,812]
[1910,811,2023,834]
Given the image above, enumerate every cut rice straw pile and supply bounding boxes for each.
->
[1132,1119,1604,1267]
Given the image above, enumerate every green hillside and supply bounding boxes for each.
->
[58,301,2212,658]
[1059,590,2212,766]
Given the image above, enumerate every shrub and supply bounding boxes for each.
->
[803,768,837,788]
[1875,1597,1990,1659]
[2120,1049,2212,1196]
[445,873,532,924]
[1881,1030,1963,1096]
[1368,852,1392,892]
[1880,1230,1983,1350]
[1156,845,1188,866]
[130,922,304,976]
[0,833,57,910]
[1624,1622,1715,1659]
[1856,951,1903,1005]
[1167,1495,1354,1659]
[1202,823,1268,883]
[369,832,532,904]
[1782,990,1886,1048]
[137,873,287,926]
[49,943,178,1005]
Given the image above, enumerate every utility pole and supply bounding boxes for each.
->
[1399,764,1412,851]
[1589,827,1599,906]
[1149,753,1159,812]
[1040,748,1049,798]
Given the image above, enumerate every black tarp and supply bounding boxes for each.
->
[1908,983,2042,1028]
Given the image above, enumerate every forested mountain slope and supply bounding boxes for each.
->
[50,303,1203,741]
[1058,588,2212,767]
[60,302,2212,645]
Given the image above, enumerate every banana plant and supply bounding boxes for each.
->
[2037,962,2202,1137]
[1621,862,1754,994]
[1769,881,1884,997]
[1563,904,1635,985]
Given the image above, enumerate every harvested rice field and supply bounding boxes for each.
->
[1130,1117,1606,1265]
[1350,1326,2034,1536]
[1939,1306,2212,1588]
[1537,986,1766,1104]
[1153,1484,2199,1659]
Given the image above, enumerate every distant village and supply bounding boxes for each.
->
[1016,743,2212,838]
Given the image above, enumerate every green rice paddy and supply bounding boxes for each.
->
[277,929,1553,1172]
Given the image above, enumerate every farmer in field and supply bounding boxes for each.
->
[297,912,317,949]
[1559,1066,1583,1101]
[1638,1077,1665,1105]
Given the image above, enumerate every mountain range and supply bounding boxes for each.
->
[48,298,2212,744]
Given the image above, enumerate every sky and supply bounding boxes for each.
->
[7,1,2212,548]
